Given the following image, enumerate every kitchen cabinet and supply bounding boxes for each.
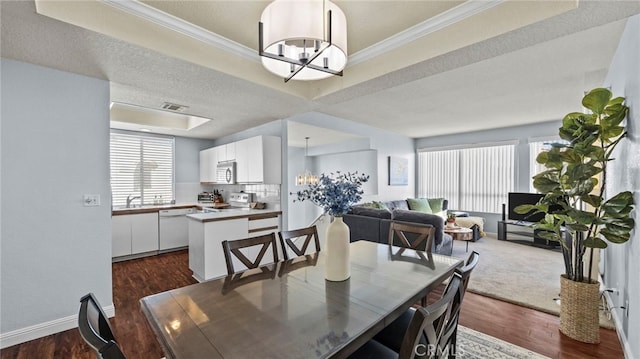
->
[199,147,218,183]
[200,136,280,184]
[112,213,159,259]
[188,212,281,281]
[235,135,281,184]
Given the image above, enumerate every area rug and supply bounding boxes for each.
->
[458,326,550,359]
[451,234,614,329]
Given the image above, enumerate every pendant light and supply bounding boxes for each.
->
[295,137,318,186]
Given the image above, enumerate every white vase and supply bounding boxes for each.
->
[325,216,350,281]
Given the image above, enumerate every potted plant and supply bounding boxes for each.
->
[294,171,369,281]
[446,213,457,228]
[515,88,634,343]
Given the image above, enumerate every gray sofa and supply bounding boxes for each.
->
[343,199,453,256]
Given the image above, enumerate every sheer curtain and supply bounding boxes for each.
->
[418,143,515,213]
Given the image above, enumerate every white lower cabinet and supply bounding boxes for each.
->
[188,213,281,281]
[112,213,159,259]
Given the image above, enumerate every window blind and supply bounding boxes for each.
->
[418,144,514,213]
[110,132,175,207]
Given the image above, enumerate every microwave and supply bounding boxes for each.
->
[216,162,236,184]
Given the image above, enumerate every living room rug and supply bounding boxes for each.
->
[458,326,550,358]
[451,234,614,329]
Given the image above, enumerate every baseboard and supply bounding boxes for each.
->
[0,305,115,349]
[603,290,632,359]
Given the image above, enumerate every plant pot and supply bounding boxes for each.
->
[325,216,350,281]
[559,274,600,343]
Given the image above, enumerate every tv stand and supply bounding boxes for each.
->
[497,220,561,248]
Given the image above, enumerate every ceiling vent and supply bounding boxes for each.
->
[161,102,188,112]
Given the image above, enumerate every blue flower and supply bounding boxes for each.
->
[293,172,370,217]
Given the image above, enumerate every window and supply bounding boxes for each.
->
[110,132,175,207]
[528,138,569,192]
[418,143,515,213]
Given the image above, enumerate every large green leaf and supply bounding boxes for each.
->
[601,126,624,141]
[600,229,631,244]
[584,236,608,248]
[580,194,602,208]
[533,176,560,193]
[583,88,612,115]
[602,191,634,216]
[567,223,590,232]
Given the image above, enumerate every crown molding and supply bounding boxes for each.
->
[348,0,504,67]
[101,0,259,62]
[102,0,502,69]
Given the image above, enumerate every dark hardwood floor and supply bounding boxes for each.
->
[1,250,624,359]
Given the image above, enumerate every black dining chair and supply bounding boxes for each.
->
[278,225,321,260]
[349,274,463,359]
[222,233,279,275]
[365,252,480,359]
[78,293,126,359]
[388,221,435,253]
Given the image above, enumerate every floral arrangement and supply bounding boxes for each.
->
[293,172,369,217]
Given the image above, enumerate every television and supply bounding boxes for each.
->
[507,192,545,222]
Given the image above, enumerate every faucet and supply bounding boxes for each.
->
[126,194,141,208]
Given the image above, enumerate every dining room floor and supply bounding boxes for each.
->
[0,249,624,359]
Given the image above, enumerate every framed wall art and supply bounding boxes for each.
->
[388,156,408,186]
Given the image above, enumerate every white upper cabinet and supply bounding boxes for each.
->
[235,135,281,184]
[199,147,218,183]
[201,135,281,184]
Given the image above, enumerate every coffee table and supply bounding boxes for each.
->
[444,226,473,252]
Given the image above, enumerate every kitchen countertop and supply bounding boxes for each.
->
[187,209,282,223]
[112,202,230,216]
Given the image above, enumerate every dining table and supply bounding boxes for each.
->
[140,240,463,359]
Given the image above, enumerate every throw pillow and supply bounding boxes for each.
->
[358,202,378,209]
[427,198,445,213]
[372,201,389,210]
[406,198,432,213]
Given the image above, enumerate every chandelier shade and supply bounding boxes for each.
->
[259,0,347,82]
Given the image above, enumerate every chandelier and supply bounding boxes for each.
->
[296,137,318,186]
[259,0,348,82]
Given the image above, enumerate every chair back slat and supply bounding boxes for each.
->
[397,275,462,359]
[388,221,435,253]
[278,226,320,260]
[222,233,279,275]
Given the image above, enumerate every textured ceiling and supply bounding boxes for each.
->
[2,1,640,141]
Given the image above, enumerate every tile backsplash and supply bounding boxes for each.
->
[202,183,281,209]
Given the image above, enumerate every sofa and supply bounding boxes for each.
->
[343,198,453,256]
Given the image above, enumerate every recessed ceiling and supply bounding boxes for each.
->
[2,1,639,140]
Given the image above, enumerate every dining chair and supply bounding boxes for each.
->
[349,274,463,359]
[222,233,279,275]
[442,251,480,356]
[78,293,126,359]
[388,221,435,253]
[278,225,320,260]
[389,220,435,306]
[367,252,480,359]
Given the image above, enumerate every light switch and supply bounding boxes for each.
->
[84,194,101,207]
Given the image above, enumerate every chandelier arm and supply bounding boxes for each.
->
[284,43,331,82]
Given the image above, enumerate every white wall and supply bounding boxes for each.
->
[0,59,112,346]
[414,121,561,233]
[174,135,215,203]
[602,14,640,359]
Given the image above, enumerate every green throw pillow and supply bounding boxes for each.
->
[427,198,445,213]
[407,198,432,213]
[359,202,378,209]
[373,201,389,210]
